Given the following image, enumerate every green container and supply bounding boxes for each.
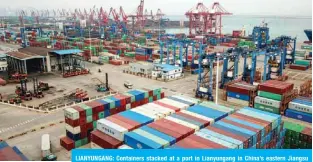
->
[254,103,280,114]
[103,49,109,52]
[157,94,161,100]
[149,97,153,103]
[98,112,105,119]
[295,60,311,66]
[86,115,93,123]
[295,50,306,57]
[258,91,282,101]
[81,138,88,146]
[75,140,82,148]
[79,104,93,116]
[144,86,161,96]
[102,98,115,109]
[125,52,135,57]
[93,121,97,128]
[301,45,312,50]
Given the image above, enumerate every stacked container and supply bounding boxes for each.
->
[0,141,28,161]
[225,82,258,107]
[123,102,233,149]
[60,87,164,151]
[91,95,200,149]
[135,48,150,61]
[254,80,296,115]
[285,97,312,123]
[290,60,311,71]
[283,121,312,149]
[170,107,285,149]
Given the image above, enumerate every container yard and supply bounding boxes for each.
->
[0,0,312,161]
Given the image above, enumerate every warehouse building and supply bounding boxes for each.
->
[128,62,154,75]
[152,64,183,81]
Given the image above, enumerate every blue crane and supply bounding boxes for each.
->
[63,25,84,38]
[252,26,270,49]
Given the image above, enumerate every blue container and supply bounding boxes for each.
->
[140,126,176,145]
[128,90,145,101]
[226,116,265,137]
[285,109,312,123]
[227,91,250,101]
[187,105,227,122]
[200,129,243,149]
[0,141,8,150]
[12,146,22,154]
[167,96,194,106]
[170,114,204,128]
[292,99,312,106]
[211,124,251,143]
[96,100,109,110]
[104,109,110,117]
[119,111,153,125]
[107,96,121,108]
[66,130,81,141]
[124,132,162,149]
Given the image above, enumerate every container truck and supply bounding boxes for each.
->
[41,134,57,161]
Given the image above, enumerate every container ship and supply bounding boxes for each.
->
[304,29,312,43]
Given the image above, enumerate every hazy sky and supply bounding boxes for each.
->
[2,0,312,16]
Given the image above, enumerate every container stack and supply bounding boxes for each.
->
[90,95,200,149]
[0,141,28,161]
[285,97,312,123]
[254,80,296,115]
[123,102,234,149]
[225,82,258,107]
[135,48,150,61]
[170,107,285,149]
[60,87,164,151]
[283,121,312,149]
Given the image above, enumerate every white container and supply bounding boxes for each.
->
[97,119,128,141]
[165,116,199,131]
[65,124,81,134]
[227,97,249,106]
[118,145,133,149]
[159,98,189,109]
[91,142,102,149]
[254,96,281,108]
[140,105,167,117]
[41,134,51,158]
[64,108,79,120]
[131,107,160,120]
[288,102,312,114]
[145,103,174,115]
[126,104,131,110]
[181,110,214,124]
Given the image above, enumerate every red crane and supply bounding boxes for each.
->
[109,7,120,24]
[185,2,210,35]
[119,7,128,24]
[208,2,232,36]
[31,10,40,25]
[128,0,145,30]
[18,10,26,26]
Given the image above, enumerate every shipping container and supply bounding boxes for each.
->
[195,131,238,149]
[258,91,282,101]
[227,97,249,106]
[79,104,93,116]
[180,110,214,124]
[64,108,79,120]
[188,134,228,148]
[170,113,206,129]
[254,96,281,108]
[187,105,228,122]
[285,109,312,123]
[253,103,280,114]
[172,95,201,104]
[97,118,128,141]
[146,103,175,115]
[227,91,250,101]
[165,116,199,131]
[65,123,81,134]
[124,132,162,149]
[199,101,235,114]
[153,101,181,112]
[167,96,195,106]
[119,110,154,126]
[60,136,75,151]
[137,126,176,147]
[130,107,161,120]
[158,98,189,109]
[90,130,123,149]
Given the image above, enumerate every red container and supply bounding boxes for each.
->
[109,60,122,65]
[141,88,153,97]
[60,136,75,151]
[158,119,195,136]
[65,117,80,127]
[154,101,180,112]
[176,138,204,148]
[86,122,93,130]
[258,80,294,95]
[85,101,104,114]
[106,116,133,131]
[189,134,227,148]
[290,64,308,70]
[117,105,126,113]
[90,130,123,149]
[143,98,149,104]
[226,83,257,95]
[232,30,242,37]
[153,96,157,101]
[80,130,88,139]
[160,92,165,98]
[72,106,86,118]
[92,113,99,121]
[114,114,141,130]
[79,117,86,125]
[148,123,183,141]
[135,54,149,61]
[110,108,117,115]
[130,102,137,108]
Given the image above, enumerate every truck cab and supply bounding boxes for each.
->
[124,80,133,89]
